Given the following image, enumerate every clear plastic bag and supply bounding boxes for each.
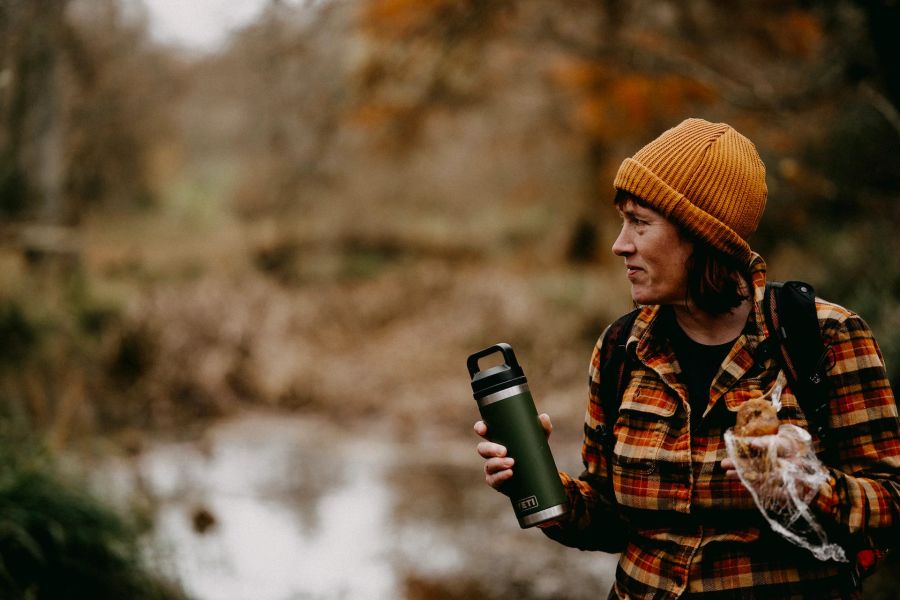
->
[724,383,847,563]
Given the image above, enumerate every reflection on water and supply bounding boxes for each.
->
[95,412,616,600]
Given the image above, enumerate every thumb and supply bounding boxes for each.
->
[538,413,553,439]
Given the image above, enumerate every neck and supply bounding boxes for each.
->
[672,299,752,345]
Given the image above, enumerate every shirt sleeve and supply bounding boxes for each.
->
[540,332,629,552]
[812,311,900,551]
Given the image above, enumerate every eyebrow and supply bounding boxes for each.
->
[617,202,650,219]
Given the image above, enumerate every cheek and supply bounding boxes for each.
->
[657,239,692,290]
[673,243,693,271]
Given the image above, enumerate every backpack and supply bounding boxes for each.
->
[595,280,885,587]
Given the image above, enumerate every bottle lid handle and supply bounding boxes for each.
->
[466,343,519,379]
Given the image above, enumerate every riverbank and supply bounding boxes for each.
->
[83,409,616,600]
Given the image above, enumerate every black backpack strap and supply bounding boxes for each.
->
[762,282,885,586]
[596,308,640,458]
[762,281,834,455]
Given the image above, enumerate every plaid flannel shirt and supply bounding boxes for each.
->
[543,255,900,599]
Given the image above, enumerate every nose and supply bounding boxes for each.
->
[611,223,633,257]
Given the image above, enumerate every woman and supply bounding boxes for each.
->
[475,119,899,598]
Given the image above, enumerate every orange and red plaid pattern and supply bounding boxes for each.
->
[543,255,900,599]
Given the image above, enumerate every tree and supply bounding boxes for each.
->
[0,0,68,221]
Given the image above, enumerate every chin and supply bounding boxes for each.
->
[630,294,652,306]
[629,287,652,305]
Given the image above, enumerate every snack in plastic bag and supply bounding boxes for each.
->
[724,381,847,563]
[734,397,780,436]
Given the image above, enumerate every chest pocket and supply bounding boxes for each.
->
[612,382,680,509]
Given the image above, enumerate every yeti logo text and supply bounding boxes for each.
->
[516,495,539,512]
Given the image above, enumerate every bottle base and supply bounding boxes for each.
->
[518,502,569,528]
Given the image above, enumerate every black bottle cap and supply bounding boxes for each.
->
[467,343,527,400]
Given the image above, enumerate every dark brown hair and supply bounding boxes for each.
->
[685,244,751,315]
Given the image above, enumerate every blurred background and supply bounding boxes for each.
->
[1,0,898,598]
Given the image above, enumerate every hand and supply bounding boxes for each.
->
[721,430,807,480]
[475,413,553,492]
[722,425,823,504]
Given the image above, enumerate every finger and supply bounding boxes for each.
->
[484,456,515,491]
[776,437,806,458]
[538,413,553,438]
[473,420,488,438]
[721,458,740,480]
[486,464,514,489]
[477,440,508,460]
[484,456,515,475]
[749,436,799,458]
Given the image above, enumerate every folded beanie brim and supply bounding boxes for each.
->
[614,157,753,266]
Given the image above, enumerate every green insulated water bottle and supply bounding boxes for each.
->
[467,343,570,528]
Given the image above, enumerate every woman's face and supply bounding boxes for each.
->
[612,197,694,306]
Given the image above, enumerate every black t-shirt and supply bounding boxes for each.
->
[664,310,736,430]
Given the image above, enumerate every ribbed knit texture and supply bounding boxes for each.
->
[614,118,767,266]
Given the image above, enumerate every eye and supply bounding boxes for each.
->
[618,208,650,229]
[629,215,649,227]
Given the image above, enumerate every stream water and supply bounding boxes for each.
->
[93,412,616,600]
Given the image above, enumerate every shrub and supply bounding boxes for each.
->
[0,425,188,600]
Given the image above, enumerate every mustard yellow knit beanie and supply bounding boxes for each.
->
[614,118,767,266]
